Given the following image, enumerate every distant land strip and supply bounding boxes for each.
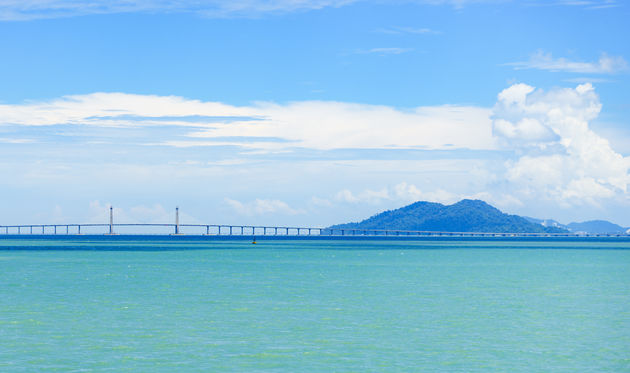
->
[0,223,629,238]
[2,199,628,238]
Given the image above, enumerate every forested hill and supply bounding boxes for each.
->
[329,199,568,233]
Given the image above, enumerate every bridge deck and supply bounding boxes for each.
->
[0,223,627,238]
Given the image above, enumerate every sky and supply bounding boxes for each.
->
[1,0,629,227]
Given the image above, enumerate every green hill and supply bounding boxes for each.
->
[329,199,568,233]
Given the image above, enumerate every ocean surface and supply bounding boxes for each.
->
[1,237,629,372]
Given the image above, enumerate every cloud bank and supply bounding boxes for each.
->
[0,93,496,151]
[2,83,628,225]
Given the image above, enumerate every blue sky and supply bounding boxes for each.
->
[1,0,629,227]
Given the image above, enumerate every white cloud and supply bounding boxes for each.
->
[225,197,304,216]
[0,138,35,144]
[0,0,358,21]
[392,182,424,201]
[493,117,558,143]
[493,83,630,206]
[88,200,130,224]
[468,192,523,208]
[563,77,612,84]
[200,0,358,17]
[334,182,459,205]
[1,93,497,151]
[4,84,628,225]
[507,51,628,74]
[87,200,197,224]
[335,188,390,204]
[51,204,66,224]
[1,0,618,21]
[361,47,413,55]
[196,101,494,150]
[0,92,248,126]
[424,0,620,8]
[553,0,619,9]
[310,196,333,207]
[128,204,172,223]
[375,26,440,35]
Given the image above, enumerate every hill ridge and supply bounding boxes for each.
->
[329,199,567,233]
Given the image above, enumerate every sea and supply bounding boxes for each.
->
[1,236,629,372]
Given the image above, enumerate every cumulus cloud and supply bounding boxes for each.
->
[507,51,628,74]
[492,83,630,206]
[0,93,496,151]
[225,198,304,216]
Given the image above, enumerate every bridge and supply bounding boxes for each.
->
[1,207,628,238]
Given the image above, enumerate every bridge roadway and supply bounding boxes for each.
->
[0,223,628,238]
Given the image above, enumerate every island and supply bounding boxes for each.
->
[329,199,568,233]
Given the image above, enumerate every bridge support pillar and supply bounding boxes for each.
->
[109,206,114,234]
[174,207,180,235]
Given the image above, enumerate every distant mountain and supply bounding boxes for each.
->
[329,199,568,233]
[525,217,628,234]
[566,220,627,234]
[523,217,568,230]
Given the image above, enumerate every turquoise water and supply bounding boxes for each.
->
[1,238,629,372]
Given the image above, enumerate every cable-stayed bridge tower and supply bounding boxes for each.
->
[109,206,114,235]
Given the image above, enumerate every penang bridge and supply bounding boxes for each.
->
[1,207,628,238]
